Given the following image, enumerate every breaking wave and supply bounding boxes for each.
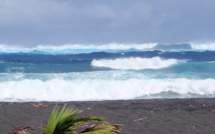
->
[152,42,215,51]
[91,57,179,70]
[0,42,215,54]
[190,42,215,50]
[0,43,157,54]
[0,78,215,102]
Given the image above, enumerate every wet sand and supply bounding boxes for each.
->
[1,98,215,134]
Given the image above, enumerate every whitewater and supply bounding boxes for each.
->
[1,42,215,102]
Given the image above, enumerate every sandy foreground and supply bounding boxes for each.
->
[1,98,215,134]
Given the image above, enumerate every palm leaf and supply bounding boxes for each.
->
[45,105,59,133]
[54,115,105,133]
[42,104,121,134]
[53,108,82,134]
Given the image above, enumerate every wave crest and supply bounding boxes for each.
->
[0,43,157,54]
[1,42,215,54]
[190,42,215,50]
[91,57,179,70]
[0,78,215,102]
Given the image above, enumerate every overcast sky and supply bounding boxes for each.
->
[0,0,215,46]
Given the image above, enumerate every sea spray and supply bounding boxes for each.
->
[91,57,179,70]
[0,78,215,102]
[0,43,157,54]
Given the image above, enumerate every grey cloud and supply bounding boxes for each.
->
[0,0,215,46]
[82,4,117,19]
[0,0,72,26]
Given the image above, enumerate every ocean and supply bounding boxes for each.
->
[0,42,215,102]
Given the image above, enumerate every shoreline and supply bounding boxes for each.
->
[1,98,215,134]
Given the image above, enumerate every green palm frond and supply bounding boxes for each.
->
[42,104,81,134]
[54,116,106,134]
[41,104,121,134]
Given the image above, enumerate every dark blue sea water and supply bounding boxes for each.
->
[1,42,215,101]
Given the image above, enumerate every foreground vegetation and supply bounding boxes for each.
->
[40,104,121,134]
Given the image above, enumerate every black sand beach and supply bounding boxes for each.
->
[1,98,215,134]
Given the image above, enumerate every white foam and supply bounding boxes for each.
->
[1,42,215,53]
[91,57,179,70]
[0,78,215,102]
[0,43,157,54]
[190,42,215,50]
[37,43,157,50]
